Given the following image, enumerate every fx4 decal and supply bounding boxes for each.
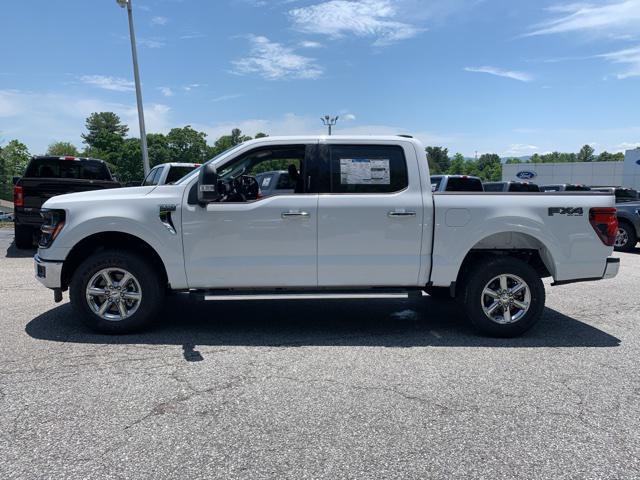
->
[548,207,584,217]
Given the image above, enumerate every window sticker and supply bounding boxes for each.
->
[340,158,390,185]
[261,177,272,187]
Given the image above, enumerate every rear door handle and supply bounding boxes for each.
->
[388,210,416,218]
[282,210,310,219]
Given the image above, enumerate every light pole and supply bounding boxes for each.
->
[321,115,339,135]
[117,0,150,176]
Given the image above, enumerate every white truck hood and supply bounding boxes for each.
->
[42,186,157,209]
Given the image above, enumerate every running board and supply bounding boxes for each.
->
[189,288,424,301]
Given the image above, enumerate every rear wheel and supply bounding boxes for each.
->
[69,250,164,334]
[614,221,637,252]
[14,224,34,249]
[459,256,545,337]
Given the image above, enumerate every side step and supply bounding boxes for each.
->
[189,288,424,301]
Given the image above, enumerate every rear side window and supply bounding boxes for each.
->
[328,145,408,193]
[25,158,111,180]
[166,165,198,184]
[565,185,591,192]
[445,177,483,192]
[430,176,443,192]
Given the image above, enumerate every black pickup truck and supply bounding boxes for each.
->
[13,156,120,248]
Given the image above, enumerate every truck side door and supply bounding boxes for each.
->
[316,141,425,287]
[181,143,319,289]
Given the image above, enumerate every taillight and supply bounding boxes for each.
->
[13,185,23,207]
[589,207,617,246]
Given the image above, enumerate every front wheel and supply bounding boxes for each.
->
[69,250,165,334]
[459,256,545,337]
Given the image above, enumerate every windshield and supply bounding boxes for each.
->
[173,144,247,185]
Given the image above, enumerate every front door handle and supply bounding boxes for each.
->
[388,210,416,218]
[282,210,310,219]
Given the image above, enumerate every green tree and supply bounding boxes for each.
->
[597,151,624,162]
[0,140,30,200]
[426,146,450,174]
[447,153,466,174]
[476,153,502,181]
[81,112,129,153]
[504,158,522,164]
[118,134,172,184]
[577,144,595,162]
[46,141,79,157]
[211,128,253,156]
[166,126,209,163]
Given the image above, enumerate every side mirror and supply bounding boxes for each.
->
[197,163,220,204]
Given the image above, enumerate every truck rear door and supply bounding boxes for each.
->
[316,141,426,287]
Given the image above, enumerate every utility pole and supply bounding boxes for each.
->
[321,115,339,136]
[117,0,150,176]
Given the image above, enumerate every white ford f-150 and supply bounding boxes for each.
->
[34,136,620,337]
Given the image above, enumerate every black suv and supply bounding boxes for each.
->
[13,156,120,248]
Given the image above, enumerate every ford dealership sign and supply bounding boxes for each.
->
[516,171,537,180]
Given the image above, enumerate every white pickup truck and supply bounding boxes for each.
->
[34,136,620,337]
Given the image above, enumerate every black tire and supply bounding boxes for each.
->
[14,224,34,249]
[614,221,637,253]
[69,250,165,334]
[423,286,452,299]
[459,256,545,337]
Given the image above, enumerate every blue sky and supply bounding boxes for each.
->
[1,0,640,157]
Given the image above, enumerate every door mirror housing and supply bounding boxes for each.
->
[197,163,220,204]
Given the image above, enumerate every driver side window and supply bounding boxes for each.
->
[214,144,309,202]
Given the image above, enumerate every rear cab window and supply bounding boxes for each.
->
[444,177,483,192]
[25,158,112,180]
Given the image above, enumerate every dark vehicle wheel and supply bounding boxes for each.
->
[459,256,545,337]
[69,250,165,334]
[423,286,452,299]
[14,224,34,249]
[614,221,637,253]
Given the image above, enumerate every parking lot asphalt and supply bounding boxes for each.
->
[0,227,639,479]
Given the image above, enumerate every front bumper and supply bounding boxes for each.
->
[602,257,620,279]
[34,255,63,289]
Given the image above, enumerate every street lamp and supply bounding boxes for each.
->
[117,0,150,176]
[321,115,339,135]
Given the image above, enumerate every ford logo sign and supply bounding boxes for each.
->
[516,171,537,180]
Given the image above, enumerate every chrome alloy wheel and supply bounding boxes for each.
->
[85,268,142,321]
[615,228,628,248]
[481,274,531,325]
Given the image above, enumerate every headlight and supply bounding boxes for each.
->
[39,209,66,248]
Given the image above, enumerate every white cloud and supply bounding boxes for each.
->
[289,0,423,46]
[80,75,135,92]
[299,40,324,48]
[212,94,244,102]
[232,35,323,80]
[192,113,453,147]
[527,1,640,36]
[464,66,533,82]
[137,38,165,48]
[0,89,171,153]
[151,16,169,26]
[342,113,356,121]
[502,144,539,157]
[158,86,174,97]
[597,45,640,78]
[182,83,205,92]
